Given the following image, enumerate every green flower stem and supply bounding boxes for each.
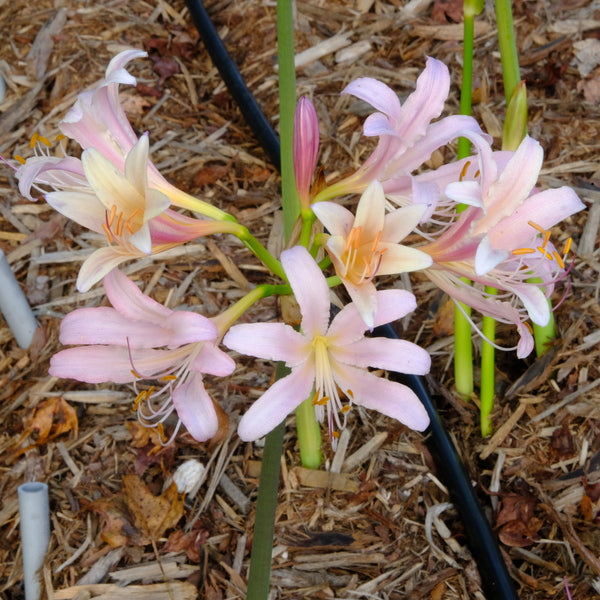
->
[165,187,238,222]
[480,287,497,437]
[277,0,301,241]
[533,311,556,356]
[246,365,287,600]
[494,0,521,102]
[237,226,286,280]
[213,283,291,335]
[299,208,316,249]
[295,396,322,469]
[453,0,483,400]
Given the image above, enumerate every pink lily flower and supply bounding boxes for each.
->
[223,246,430,442]
[49,269,235,442]
[312,180,432,328]
[293,97,320,208]
[418,136,585,357]
[16,49,227,220]
[23,133,242,292]
[313,57,489,202]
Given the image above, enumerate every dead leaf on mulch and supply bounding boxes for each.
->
[122,474,185,540]
[12,397,78,457]
[496,491,543,548]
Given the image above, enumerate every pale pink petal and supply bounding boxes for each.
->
[17,156,86,201]
[281,247,329,336]
[474,235,510,275]
[49,346,182,383]
[328,289,417,344]
[191,344,236,377]
[472,136,543,235]
[503,282,550,326]
[103,269,171,320]
[332,362,430,431]
[445,180,484,207]
[377,244,433,275]
[164,312,218,346]
[171,373,218,441]
[395,56,450,142]
[343,279,378,330]
[332,337,431,375]
[77,246,142,292]
[342,77,402,121]
[223,322,308,365]
[58,307,177,348]
[354,181,385,238]
[45,190,106,233]
[487,186,585,251]
[382,204,426,242]
[237,361,315,441]
[311,201,354,237]
[362,112,400,137]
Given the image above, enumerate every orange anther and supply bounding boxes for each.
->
[37,135,51,147]
[537,246,553,260]
[563,238,572,255]
[528,220,547,234]
[161,374,177,381]
[106,205,117,228]
[131,368,143,379]
[341,405,351,414]
[346,389,354,399]
[553,251,565,269]
[102,222,115,243]
[14,155,26,165]
[331,431,340,438]
[542,230,551,248]
[459,160,471,182]
[29,133,39,148]
[512,247,536,256]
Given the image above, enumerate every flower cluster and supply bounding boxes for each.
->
[11,50,584,446]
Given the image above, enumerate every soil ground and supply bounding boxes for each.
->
[0,0,599,598]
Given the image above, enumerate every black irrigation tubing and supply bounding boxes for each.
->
[185,0,281,171]
[186,1,519,598]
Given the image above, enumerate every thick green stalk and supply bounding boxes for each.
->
[245,365,288,600]
[277,0,301,240]
[237,226,286,280]
[295,396,322,469]
[494,0,521,102]
[453,0,483,400]
[480,288,497,437]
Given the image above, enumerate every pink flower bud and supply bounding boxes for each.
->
[293,97,319,208]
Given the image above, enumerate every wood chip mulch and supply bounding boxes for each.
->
[0,0,599,598]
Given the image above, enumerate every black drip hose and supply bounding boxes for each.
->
[185,0,281,171]
[185,1,519,597]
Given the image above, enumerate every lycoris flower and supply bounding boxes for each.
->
[313,57,489,202]
[49,269,235,442]
[417,135,585,357]
[312,180,432,328]
[16,48,228,219]
[223,246,430,442]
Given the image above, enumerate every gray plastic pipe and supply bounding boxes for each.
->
[0,249,38,348]
[18,482,50,600]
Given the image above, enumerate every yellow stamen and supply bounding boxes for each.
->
[370,230,383,253]
[29,133,39,148]
[346,389,354,399]
[316,396,329,406]
[115,212,124,236]
[537,246,553,260]
[161,374,177,381]
[14,155,26,165]
[512,247,536,256]
[131,368,144,379]
[563,238,572,255]
[542,230,551,248]
[102,222,115,243]
[527,220,547,234]
[331,431,340,438]
[37,135,51,147]
[341,405,351,414]
[55,134,66,142]
[524,321,533,334]
[553,251,565,269]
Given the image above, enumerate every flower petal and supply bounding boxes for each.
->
[382,204,426,242]
[191,343,236,377]
[171,373,219,441]
[333,363,430,431]
[223,322,308,365]
[377,244,433,275]
[474,235,510,275]
[281,246,330,336]
[342,77,402,122]
[332,337,431,375]
[77,246,142,292]
[354,181,385,239]
[237,361,315,441]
